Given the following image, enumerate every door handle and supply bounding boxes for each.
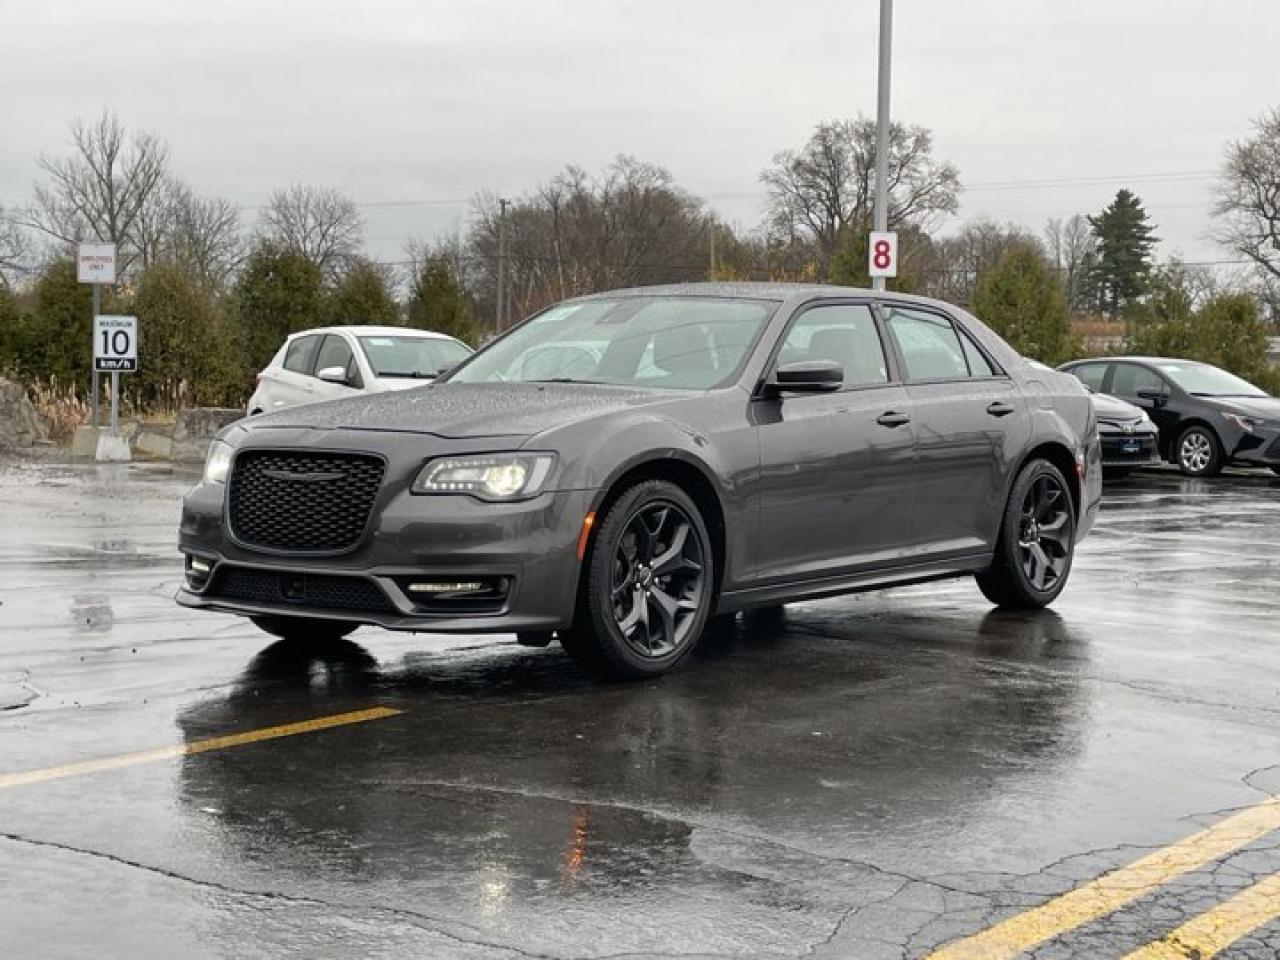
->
[986,401,1015,417]
[876,411,911,428]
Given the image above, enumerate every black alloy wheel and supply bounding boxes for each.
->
[561,479,714,679]
[1016,473,1073,593]
[976,459,1076,609]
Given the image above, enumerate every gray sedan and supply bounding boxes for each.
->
[178,283,1102,678]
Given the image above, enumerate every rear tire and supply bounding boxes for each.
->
[250,615,358,642]
[1175,424,1223,477]
[559,479,714,679]
[976,459,1077,610]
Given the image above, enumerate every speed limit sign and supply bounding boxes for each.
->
[868,231,898,279]
[94,315,138,372]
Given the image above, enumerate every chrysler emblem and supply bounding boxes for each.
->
[261,469,345,483]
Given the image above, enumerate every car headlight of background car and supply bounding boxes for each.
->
[203,440,233,484]
[1221,412,1268,433]
[412,453,556,501]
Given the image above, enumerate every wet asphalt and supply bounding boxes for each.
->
[2,459,1280,959]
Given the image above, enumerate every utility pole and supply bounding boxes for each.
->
[495,198,510,333]
[872,0,894,292]
[709,220,717,281]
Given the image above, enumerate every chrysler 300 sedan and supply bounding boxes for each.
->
[178,284,1101,678]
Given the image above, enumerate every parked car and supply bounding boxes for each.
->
[1089,392,1160,479]
[247,326,472,415]
[1060,356,1280,477]
[179,284,1102,679]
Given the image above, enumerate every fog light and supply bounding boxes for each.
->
[407,580,486,595]
[189,557,211,575]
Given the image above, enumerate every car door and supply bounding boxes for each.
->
[263,334,323,411]
[880,303,1028,559]
[754,302,916,582]
[1108,361,1181,441]
[310,333,365,403]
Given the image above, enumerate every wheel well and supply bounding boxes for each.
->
[1020,442,1081,518]
[593,459,728,600]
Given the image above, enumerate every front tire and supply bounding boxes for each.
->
[250,615,358,642]
[1175,424,1223,477]
[560,479,714,679]
[976,459,1077,609]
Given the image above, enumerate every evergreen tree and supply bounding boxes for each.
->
[971,248,1080,365]
[406,256,479,345]
[1088,189,1159,318]
[233,242,326,370]
[326,256,399,326]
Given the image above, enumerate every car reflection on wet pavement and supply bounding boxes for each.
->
[2,460,1280,958]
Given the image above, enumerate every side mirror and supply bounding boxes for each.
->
[1136,388,1169,408]
[316,365,350,386]
[770,360,843,394]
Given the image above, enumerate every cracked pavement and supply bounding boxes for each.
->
[2,460,1280,958]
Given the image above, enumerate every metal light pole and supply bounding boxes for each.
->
[495,198,510,333]
[872,0,894,292]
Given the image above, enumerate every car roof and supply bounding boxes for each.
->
[566,281,966,313]
[1065,356,1211,366]
[287,325,460,341]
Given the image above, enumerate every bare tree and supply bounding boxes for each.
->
[259,185,362,276]
[915,219,1042,305]
[1215,107,1280,293]
[761,117,961,268]
[0,205,30,290]
[1044,214,1097,314]
[468,157,713,322]
[167,185,243,289]
[22,111,170,275]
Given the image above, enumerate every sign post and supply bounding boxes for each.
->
[871,0,894,291]
[77,242,117,427]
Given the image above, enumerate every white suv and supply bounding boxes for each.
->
[247,326,472,415]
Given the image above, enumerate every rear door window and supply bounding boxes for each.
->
[883,307,970,381]
[282,335,321,374]
[1068,363,1110,392]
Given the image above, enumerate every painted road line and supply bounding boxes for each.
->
[1121,871,1280,959]
[927,796,1280,960]
[0,706,403,790]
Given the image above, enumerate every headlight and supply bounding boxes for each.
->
[412,453,556,501]
[1221,412,1264,433]
[203,440,233,484]
[1138,409,1153,425]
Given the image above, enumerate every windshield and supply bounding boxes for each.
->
[1154,362,1268,398]
[448,296,777,389]
[358,336,472,378]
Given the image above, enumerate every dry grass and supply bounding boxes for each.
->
[27,379,90,442]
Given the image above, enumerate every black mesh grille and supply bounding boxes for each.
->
[229,451,384,552]
[212,566,397,614]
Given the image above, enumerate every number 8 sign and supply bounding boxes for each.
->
[94,315,138,373]
[868,231,898,279]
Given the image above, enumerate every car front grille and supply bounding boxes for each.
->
[211,566,397,614]
[228,451,385,552]
[1100,436,1159,463]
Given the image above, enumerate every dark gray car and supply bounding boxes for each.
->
[178,283,1102,678]
[1060,356,1280,477]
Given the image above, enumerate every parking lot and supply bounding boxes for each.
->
[2,458,1280,959]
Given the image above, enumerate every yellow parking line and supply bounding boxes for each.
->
[927,796,1280,960]
[1122,872,1280,959]
[0,706,403,790]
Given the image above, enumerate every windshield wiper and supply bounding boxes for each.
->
[525,378,608,385]
[378,370,436,379]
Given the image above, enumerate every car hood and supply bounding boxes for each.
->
[244,381,677,439]
[1209,395,1280,421]
[1090,393,1145,421]
[371,376,433,392]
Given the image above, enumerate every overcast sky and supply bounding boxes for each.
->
[2,0,1276,266]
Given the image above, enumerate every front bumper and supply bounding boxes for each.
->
[1099,430,1160,470]
[1225,429,1280,467]
[178,432,594,633]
